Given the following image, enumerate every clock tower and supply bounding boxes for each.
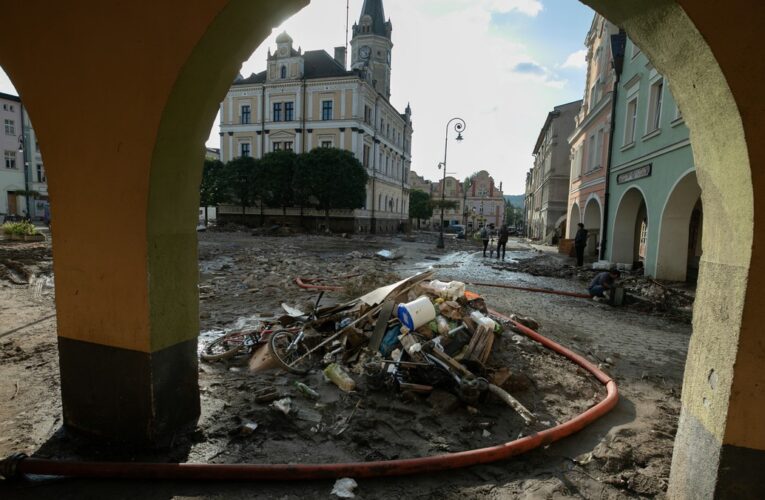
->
[350,0,393,99]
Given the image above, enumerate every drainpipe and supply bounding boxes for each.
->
[600,30,626,261]
[301,78,306,153]
[260,86,266,157]
[370,95,379,234]
[400,118,407,230]
[19,104,31,217]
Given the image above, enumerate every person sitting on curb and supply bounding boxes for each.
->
[588,270,620,301]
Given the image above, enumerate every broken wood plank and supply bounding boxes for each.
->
[369,299,395,352]
[488,383,536,425]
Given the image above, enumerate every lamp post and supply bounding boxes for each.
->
[437,117,466,249]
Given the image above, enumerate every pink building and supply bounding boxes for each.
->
[566,14,619,259]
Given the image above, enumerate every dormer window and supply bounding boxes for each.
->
[280,65,287,79]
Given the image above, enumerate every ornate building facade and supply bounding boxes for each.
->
[218,0,412,233]
[566,14,619,256]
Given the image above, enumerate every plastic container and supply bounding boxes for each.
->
[323,363,356,392]
[397,296,436,330]
[436,316,450,335]
[428,280,466,300]
[470,310,497,331]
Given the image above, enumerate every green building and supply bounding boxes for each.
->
[604,37,701,282]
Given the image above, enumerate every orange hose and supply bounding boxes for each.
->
[3,301,617,481]
[462,281,592,299]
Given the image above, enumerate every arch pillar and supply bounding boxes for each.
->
[0,0,306,445]
[588,0,762,497]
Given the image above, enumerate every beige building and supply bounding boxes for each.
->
[218,0,413,233]
[408,169,505,230]
[525,100,581,241]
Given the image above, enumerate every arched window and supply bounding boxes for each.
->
[280,65,286,79]
[378,194,382,210]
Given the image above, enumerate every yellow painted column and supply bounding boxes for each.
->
[587,0,764,497]
[0,0,306,444]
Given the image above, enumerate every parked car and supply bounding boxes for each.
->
[444,224,465,235]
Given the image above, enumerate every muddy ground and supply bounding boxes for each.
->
[0,230,690,499]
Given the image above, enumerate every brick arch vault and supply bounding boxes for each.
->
[0,1,762,497]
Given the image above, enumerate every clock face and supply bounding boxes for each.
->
[278,46,288,56]
[359,46,371,60]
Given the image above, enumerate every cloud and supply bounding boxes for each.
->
[511,61,567,88]
[512,62,546,75]
[486,0,544,17]
[561,48,588,69]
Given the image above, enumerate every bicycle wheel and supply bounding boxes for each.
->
[268,329,314,375]
[201,331,249,361]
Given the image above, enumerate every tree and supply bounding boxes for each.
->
[294,147,368,230]
[199,159,228,225]
[409,189,432,228]
[223,156,262,216]
[260,150,298,216]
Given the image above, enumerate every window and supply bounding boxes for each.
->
[386,123,390,137]
[587,134,597,172]
[241,105,251,124]
[595,129,604,169]
[363,144,370,167]
[280,65,287,79]
[240,142,251,157]
[624,97,638,145]
[4,150,16,169]
[272,142,281,151]
[285,102,294,121]
[273,102,282,122]
[646,78,664,133]
[631,42,641,59]
[364,105,371,124]
[321,140,332,148]
[284,141,293,151]
[4,119,14,135]
[36,164,45,183]
[321,100,333,120]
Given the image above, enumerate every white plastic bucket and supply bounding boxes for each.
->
[397,296,436,330]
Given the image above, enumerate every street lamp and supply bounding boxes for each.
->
[437,117,466,249]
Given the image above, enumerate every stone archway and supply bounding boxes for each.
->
[0,0,762,497]
[583,195,602,260]
[655,170,701,281]
[610,187,648,265]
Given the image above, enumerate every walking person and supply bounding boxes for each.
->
[497,224,509,260]
[480,226,490,257]
[574,223,588,267]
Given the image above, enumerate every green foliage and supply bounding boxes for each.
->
[409,189,433,220]
[2,221,37,236]
[222,155,263,214]
[294,148,368,219]
[260,150,298,214]
[200,159,228,207]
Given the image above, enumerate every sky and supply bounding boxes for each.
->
[0,0,595,195]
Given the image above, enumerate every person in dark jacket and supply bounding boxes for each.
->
[497,225,510,260]
[480,226,490,257]
[589,270,620,300]
[574,223,588,267]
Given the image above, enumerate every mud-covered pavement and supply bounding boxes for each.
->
[1,231,690,499]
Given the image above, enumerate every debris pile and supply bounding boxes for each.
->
[205,270,537,425]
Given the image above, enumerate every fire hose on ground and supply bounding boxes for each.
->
[0,281,616,482]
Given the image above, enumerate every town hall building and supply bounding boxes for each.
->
[218,0,413,233]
